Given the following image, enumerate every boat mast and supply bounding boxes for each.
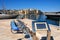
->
[2,0,6,14]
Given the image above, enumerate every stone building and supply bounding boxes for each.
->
[18,9,42,20]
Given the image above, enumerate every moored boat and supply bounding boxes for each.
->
[0,14,18,19]
[47,15,60,21]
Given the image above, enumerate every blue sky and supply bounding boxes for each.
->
[0,0,60,12]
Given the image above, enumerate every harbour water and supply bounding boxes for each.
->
[59,19,60,26]
[47,19,59,26]
[17,15,59,26]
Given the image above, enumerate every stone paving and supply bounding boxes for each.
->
[0,19,60,40]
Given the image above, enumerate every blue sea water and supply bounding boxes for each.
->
[46,19,59,26]
[37,14,59,26]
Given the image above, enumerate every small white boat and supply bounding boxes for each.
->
[0,14,18,19]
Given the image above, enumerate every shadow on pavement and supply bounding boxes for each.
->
[40,36,54,40]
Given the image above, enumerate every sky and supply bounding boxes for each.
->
[0,0,60,12]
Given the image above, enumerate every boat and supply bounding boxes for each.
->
[0,0,18,19]
[47,15,60,21]
[0,14,18,19]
